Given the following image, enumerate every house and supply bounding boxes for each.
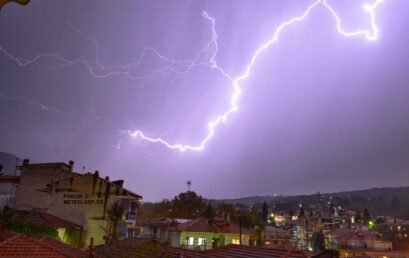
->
[378,220,409,250]
[6,209,83,247]
[13,159,142,247]
[264,225,291,247]
[0,175,20,209]
[140,217,256,250]
[0,234,87,257]
[334,230,392,251]
[94,237,311,258]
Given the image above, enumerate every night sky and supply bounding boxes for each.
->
[1,0,408,201]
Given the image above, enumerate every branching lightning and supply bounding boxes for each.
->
[0,94,62,113]
[127,0,385,151]
[0,0,385,151]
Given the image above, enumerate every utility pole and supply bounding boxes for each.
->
[239,211,242,245]
[186,180,192,218]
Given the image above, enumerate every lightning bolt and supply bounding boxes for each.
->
[0,0,385,152]
[127,0,385,151]
[0,94,62,113]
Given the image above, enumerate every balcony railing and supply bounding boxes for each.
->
[126,212,136,221]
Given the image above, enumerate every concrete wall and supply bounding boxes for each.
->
[15,162,73,211]
[46,173,139,246]
[0,181,18,209]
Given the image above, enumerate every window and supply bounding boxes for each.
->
[198,238,205,246]
[188,237,194,246]
[232,239,240,245]
[130,203,136,215]
[127,229,134,238]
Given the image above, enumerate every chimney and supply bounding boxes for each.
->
[68,160,74,172]
[94,170,99,177]
[23,159,30,166]
[112,180,124,187]
[105,176,109,181]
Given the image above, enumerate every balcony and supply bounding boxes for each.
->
[126,212,136,222]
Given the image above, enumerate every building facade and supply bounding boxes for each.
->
[13,159,142,247]
[139,217,255,250]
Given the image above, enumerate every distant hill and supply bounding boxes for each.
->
[209,186,409,219]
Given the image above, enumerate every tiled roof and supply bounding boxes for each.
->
[175,244,310,258]
[138,218,176,227]
[166,218,220,233]
[94,238,310,258]
[93,238,175,257]
[337,230,382,242]
[166,217,256,235]
[0,234,86,257]
[11,210,81,229]
[0,175,20,181]
[34,236,87,258]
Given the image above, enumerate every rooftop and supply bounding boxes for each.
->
[94,238,311,258]
[165,217,256,235]
[0,234,86,258]
[10,210,82,229]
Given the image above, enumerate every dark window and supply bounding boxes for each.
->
[127,228,134,238]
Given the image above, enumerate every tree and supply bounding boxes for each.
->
[390,196,401,217]
[172,191,205,219]
[363,208,371,224]
[355,211,362,222]
[311,231,325,252]
[261,202,269,223]
[107,202,124,240]
[217,202,237,221]
[299,207,305,219]
[329,203,335,214]
[203,202,215,218]
[151,199,172,218]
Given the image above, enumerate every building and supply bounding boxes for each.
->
[0,223,87,258]
[13,159,142,247]
[6,209,83,247]
[330,230,392,251]
[14,159,77,211]
[0,152,22,209]
[139,217,256,250]
[0,234,87,257]
[264,225,291,247]
[0,152,22,176]
[378,220,409,250]
[94,237,311,258]
[0,175,20,209]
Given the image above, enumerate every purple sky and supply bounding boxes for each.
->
[0,0,408,201]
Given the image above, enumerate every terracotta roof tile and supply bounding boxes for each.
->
[10,210,81,229]
[166,218,220,233]
[175,245,309,258]
[0,235,68,257]
[34,236,87,258]
[0,234,87,258]
[0,175,20,181]
[94,238,310,258]
[165,217,256,235]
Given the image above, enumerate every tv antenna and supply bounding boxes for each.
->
[186,180,192,192]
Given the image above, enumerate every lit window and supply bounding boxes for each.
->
[232,239,240,245]
[188,237,194,246]
[198,238,205,245]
